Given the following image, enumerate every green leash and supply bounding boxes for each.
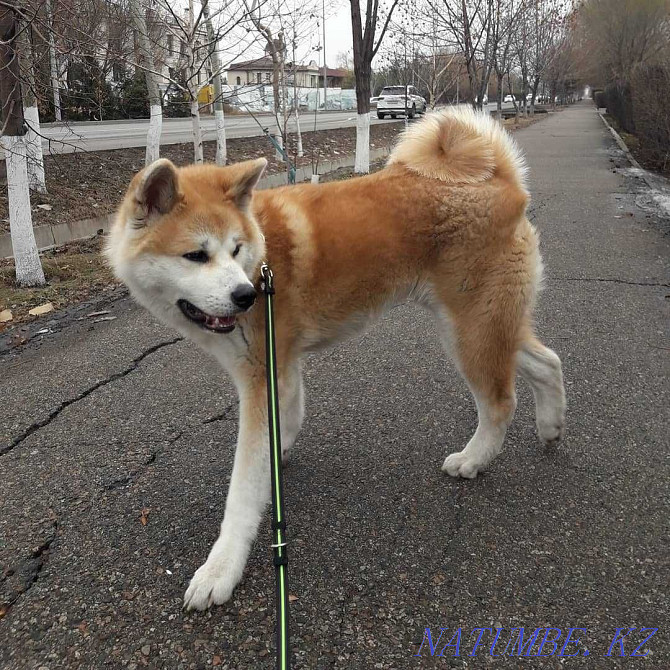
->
[260,263,291,670]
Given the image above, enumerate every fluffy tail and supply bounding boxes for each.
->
[387,106,527,189]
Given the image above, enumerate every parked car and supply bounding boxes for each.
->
[376,86,426,119]
[475,94,489,105]
[370,96,381,108]
[504,94,514,103]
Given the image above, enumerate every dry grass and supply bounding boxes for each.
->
[0,236,119,328]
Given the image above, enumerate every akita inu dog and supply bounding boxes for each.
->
[107,108,566,611]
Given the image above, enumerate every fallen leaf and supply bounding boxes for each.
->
[288,594,298,602]
[212,656,222,666]
[77,620,89,635]
[0,604,9,619]
[140,507,151,526]
[37,204,53,211]
[28,302,54,316]
[0,309,12,323]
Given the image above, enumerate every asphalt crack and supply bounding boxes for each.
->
[1,515,58,617]
[103,429,184,491]
[549,276,670,288]
[0,337,183,458]
[202,402,237,425]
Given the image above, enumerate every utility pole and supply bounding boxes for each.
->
[322,0,327,110]
[46,0,61,121]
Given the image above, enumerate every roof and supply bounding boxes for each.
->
[227,56,275,71]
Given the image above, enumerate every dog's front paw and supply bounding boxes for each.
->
[442,451,485,479]
[183,561,239,611]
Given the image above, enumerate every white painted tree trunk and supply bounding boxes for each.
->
[2,135,45,286]
[273,117,283,162]
[354,112,371,174]
[23,105,47,194]
[214,109,226,165]
[295,106,303,158]
[191,99,204,163]
[204,5,227,166]
[146,104,162,165]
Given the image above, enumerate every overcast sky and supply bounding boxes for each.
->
[324,3,353,66]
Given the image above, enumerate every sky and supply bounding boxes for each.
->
[324,3,353,67]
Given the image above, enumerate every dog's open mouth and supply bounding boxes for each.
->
[177,299,236,333]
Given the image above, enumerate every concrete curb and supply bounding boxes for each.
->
[1,146,392,259]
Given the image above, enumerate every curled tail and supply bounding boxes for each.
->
[387,106,528,189]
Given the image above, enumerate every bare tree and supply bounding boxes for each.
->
[129,0,163,165]
[18,19,47,193]
[349,0,401,173]
[0,7,45,286]
[203,0,227,165]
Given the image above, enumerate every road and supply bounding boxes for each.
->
[1,103,668,668]
[38,103,515,153]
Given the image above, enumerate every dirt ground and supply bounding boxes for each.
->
[0,123,404,233]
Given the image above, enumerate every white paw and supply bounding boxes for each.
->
[442,451,485,479]
[183,561,240,611]
[537,406,565,445]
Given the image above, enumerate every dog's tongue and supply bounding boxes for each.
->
[206,315,235,329]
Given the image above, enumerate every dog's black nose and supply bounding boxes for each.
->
[231,284,257,310]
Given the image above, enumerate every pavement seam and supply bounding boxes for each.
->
[0,337,183,458]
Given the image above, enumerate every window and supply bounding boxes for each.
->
[167,34,174,53]
[310,75,317,88]
[265,72,271,83]
[236,76,241,85]
[257,72,262,84]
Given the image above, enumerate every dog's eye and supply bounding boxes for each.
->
[183,250,209,263]
[232,243,242,258]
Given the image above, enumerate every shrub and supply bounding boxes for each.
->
[631,64,670,174]
[604,81,634,133]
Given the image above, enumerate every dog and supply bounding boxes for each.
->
[106,107,566,611]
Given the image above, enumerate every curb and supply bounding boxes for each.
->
[1,146,392,259]
[597,111,655,190]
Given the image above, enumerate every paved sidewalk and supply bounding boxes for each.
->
[1,103,668,668]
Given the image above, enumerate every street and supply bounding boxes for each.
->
[38,104,516,154]
[1,103,668,668]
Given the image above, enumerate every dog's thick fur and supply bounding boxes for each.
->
[107,107,566,611]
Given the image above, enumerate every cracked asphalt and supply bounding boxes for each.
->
[1,103,669,669]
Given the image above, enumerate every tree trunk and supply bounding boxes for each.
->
[46,0,61,122]
[129,0,162,165]
[190,99,203,163]
[18,22,47,194]
[0,8,45,286]
[351,2,372,174]
[204,3,226,165]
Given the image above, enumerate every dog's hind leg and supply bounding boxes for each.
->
[517,334,565,445]
[279,361,305,465]
[432,298,519,479]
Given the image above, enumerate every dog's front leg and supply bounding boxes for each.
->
[184,380,269,611]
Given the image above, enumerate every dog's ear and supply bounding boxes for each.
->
[224,158,267,211]
[133,159,179,225]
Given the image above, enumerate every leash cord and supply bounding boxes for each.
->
[260,263,291,670]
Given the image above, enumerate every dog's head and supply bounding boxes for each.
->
[106,157,267,337]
